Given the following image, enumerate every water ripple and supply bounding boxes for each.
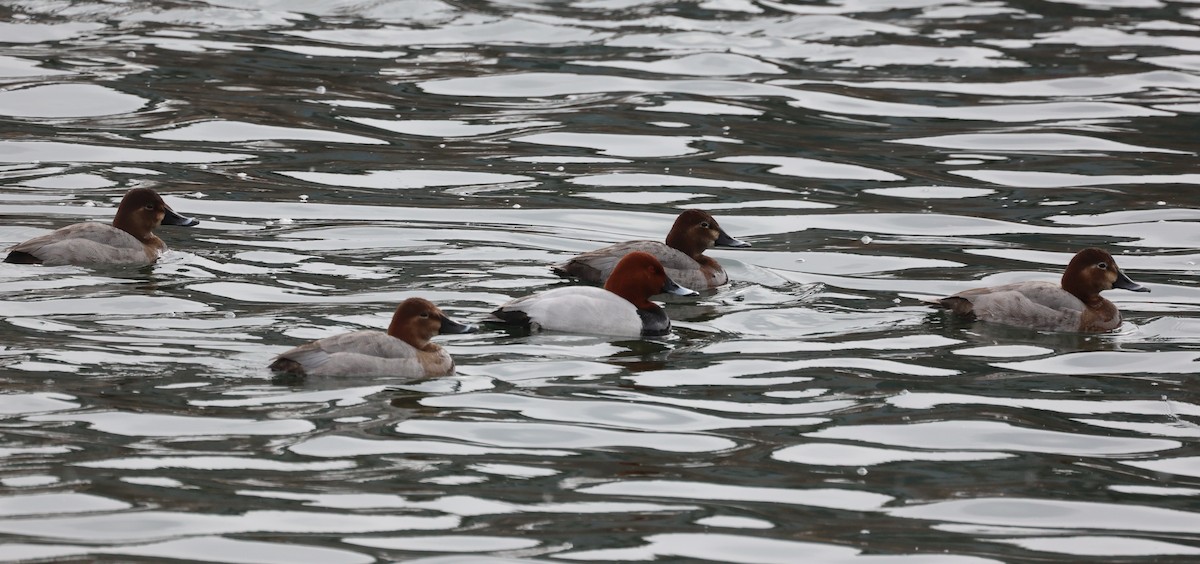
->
[806,420,1180,455]
[2,0,1198,560]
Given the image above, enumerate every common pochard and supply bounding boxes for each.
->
[493,251,698,337]
[553,209,750,290]
[4,188,199,266]
[269,298,477,378]
[930,247,1149,332]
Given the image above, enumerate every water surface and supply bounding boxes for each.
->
[2,0,1199,562]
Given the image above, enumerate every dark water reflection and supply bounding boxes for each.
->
[2,0,1200,561]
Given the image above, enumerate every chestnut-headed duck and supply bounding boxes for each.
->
[552,209,750,290]
[492,251,698,337]
[269,298,477,378]
[4,188,199,266]
[930,247,1149,332]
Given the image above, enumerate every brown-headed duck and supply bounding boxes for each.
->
[553,209,750,290]
[494,251,698,337]
[931,247,1149,332]
[4,188,198,266]
[270,298,476,378]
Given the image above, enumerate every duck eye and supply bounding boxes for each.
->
[1097,262,1108,270]
[419,312,430,318]
[700,222,710,228]
[144,203,155,210]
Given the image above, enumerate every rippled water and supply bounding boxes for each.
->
[2,0,1199,562]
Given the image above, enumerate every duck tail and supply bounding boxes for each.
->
[3,251,41,264]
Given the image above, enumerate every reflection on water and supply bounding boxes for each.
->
[2,0,1199,561]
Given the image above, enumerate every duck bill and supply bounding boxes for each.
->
[439,315,478,334]
[715,230,751,248]
[161,207,200,227]
[661,276,699,297]
[1113,270,1150,293]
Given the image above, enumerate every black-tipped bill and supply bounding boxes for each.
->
[715,230,751,248]
[439,315,478,334]
[662,276,699,297]
[1114,270,1150,293]
[162,207,200,227]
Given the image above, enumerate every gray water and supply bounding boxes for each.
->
[2,0,1199,562]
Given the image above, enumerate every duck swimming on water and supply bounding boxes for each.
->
[494,251,698,337]
[270,298,477,378]
[929,247,1149,332]
[553,209,750,290]
[4,187,199,266]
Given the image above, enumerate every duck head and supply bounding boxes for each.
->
[388,297,477,350]
[113,188,199,241]
[604,251,699,308]
[665,209,750,259]
[1061,247,1149,302]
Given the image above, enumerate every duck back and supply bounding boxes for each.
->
[939,281,1105,332]
[491,286,643,336]
[554,240,726,289]
[6,223,157,265]
[270,330,452,378]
